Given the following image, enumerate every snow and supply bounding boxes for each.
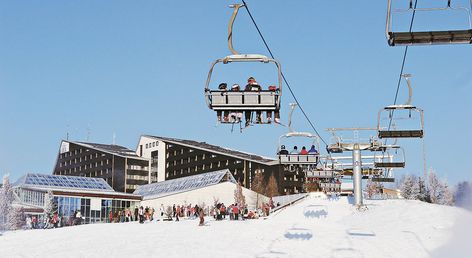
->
[1,193,471,258]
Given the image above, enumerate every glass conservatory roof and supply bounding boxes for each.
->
[14,173,114,192]
[134,169,236,200]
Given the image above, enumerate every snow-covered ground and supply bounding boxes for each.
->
[1,193,471,258]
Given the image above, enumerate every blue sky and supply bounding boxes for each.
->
[1,0,471,185]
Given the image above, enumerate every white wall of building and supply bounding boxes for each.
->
[136,136,166,183]
[140,182,268,211]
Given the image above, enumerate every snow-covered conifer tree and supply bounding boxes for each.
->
[440,184,454,206]
[7,207,23,230]
[43,190,54,218]
[400,175,418,200]
[365,179,379,198]
[428,171,444,204]
[417,177,430,202]
[0,175,14,231]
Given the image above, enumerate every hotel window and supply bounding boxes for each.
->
[152,142,155,147]
[194,156,197,161]
[69,160,72,165]
[75,150,78,155]
[187,157,190,163]
[95,153,98,158]
[202,164,205,170]
[202,154,206,160]
[195,165,198,172]
[180,149,184,154]
[218,161,221,167]
[101,161,103,166]
[85,156,87,161]
[180,159,183,164]
[174,150,177,156]
[106,159,109,165]
[90,154,92,159]
[146,143,148,148]
[95,162,98,167]
[80,149,82,153]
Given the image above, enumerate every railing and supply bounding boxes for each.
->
[319,183,341,192]
[271,193,309,214]
[208,91,279,110]
[306,170,335,178]
[279,154,318,164]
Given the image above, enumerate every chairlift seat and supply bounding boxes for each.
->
[306,170,335,178]
[327,145,343,153]
[374,162,405,168]
[279,154,318,165]
[208,91,279,111]
[378,130,423,138]
[388,30,472,46]
[371,177,395,183]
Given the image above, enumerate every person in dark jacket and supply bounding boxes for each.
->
[217,83,229,122]
[244,77,262,126]
[278,145,289,155]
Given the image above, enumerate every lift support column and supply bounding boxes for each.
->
[353,143,363,207]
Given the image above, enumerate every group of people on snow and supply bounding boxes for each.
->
[26,210,83,229]
[216,76,280,126]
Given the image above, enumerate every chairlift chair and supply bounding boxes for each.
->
[371,176,395,183]
[278,132,320,165]
[205,4,282,125]
[327,135,344,153]
[378,74,424,139]
[374,146,406,168]
[386,0,472,46]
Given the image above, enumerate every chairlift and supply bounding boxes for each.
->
[378,74,424,139]
[386,0,472,46]
[374,146,406,168]
[371,176,395,183]
[277,103,320,165]
[278,132,320,165]
[205,4,282,126]
[327,135,344,153]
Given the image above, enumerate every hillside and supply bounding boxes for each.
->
[1,194,470,258]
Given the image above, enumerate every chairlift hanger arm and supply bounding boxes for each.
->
[228,4,245,55]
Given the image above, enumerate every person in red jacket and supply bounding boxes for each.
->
[232,204,239,220]
[300,146,308,155]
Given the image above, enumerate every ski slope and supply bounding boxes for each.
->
[1,193,470,258]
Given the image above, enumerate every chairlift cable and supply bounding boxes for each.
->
[241,0,329,147]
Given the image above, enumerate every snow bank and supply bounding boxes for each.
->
[0,195,468,258]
